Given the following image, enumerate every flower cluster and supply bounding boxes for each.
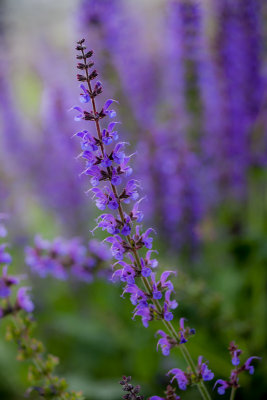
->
[214,342,260,395]
[119,376,144,400]
[168,356,214,391]
[25,235,111,282]
[156,318,196,356]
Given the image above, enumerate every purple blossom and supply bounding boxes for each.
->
[105,235,125,260]
[140,228,155,250]
[168,368,189,391]
[79,83,90,103]
[97,214,119,234]
[156,330,172,356]
[214,379,229,395]
[197,356,214,381]
[244,357,261,375]
[16,287,34,313]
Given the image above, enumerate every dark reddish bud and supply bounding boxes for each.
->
[76,55,83,60]
[91,82,103,98]
[83,111,95,121]
[133,386,140,394]
[77,63,87,70]
[76,45,86,51]
[77,38,85,45]
[91,87,103,98]
[98,109,106,119]
[85,50,93,58]
[89,70,98,80]
[88,62,94,68]
[77,74,86,82]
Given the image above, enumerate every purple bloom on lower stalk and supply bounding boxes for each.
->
[168,368,189,391]
[16,287,34,313]
[244,357,261,375]
[214,342,260,396]
[213,379,229,395]
[197,356,214,381]
[133,300,154,328]
[156,330,172,356]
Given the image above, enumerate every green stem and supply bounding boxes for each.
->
[230,387,237,400]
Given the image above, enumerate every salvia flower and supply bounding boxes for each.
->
[168,355,214,392]
[168,368,189,391]
[197,356,214,381]
[156,330,177,356]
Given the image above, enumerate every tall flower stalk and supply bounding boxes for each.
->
[72,39,212,400]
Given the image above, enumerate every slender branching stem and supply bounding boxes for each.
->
[230,387,237,400]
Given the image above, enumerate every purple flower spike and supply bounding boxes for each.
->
[16,287,34,313]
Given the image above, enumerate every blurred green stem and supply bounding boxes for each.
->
[230,387,236,400]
